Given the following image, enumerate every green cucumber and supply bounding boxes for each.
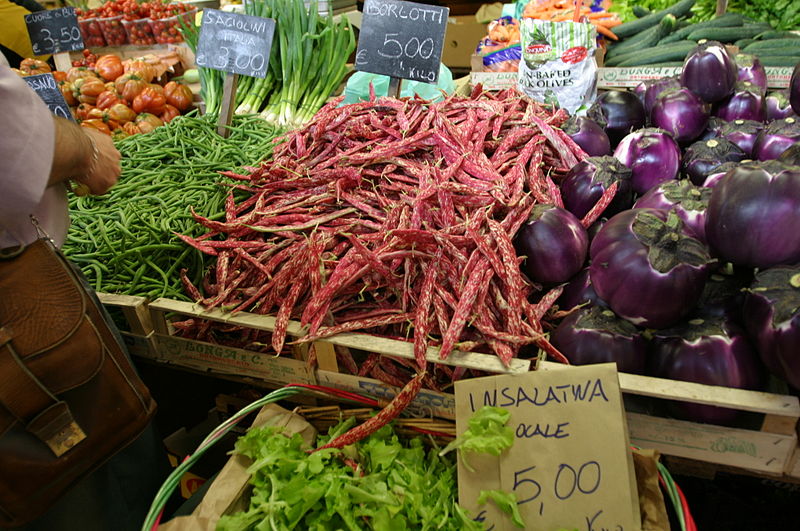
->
[734,38,757,49]
[614,42,697,67]
[659,12,746,44]
[613,0,695,39]
[758,56,800,67]
[632,6,651,18]
[754,30,800,40]
[743,38,800,52]
[606,15,677,60]
[687,24,772,43]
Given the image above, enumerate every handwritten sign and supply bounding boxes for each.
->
[24,73,73,121]
[25,7,84,55]
[455,363,641,531]
[355,0,448,84]
[195,9,275,79]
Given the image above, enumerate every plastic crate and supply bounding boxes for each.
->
[149,9,195,45]
[122,17,156,46]
[79,17,106,48]
[97,14,127,46]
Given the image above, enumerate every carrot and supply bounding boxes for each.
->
[595,24,619,40]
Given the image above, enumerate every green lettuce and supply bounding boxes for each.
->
[438,406,514,472]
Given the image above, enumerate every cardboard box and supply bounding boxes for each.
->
[442,15,486,69]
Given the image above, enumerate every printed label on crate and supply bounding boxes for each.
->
[23,73,73,120]
[626,412,795,474]
[598,66,794,89]
[151,335,316,384]
[121,332,154,359]
[355,0,449,84]
[454,363,640,531]
[316,371,456,419]
[196,8,276,78]
[25,7,84,55]
[470,71,518,90]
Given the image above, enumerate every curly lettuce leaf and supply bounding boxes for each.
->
[477,490,526,529]
[439,406,514,472]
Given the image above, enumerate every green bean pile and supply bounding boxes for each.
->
[64,113,283,300]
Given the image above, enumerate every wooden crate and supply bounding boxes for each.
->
[96,292,156,359]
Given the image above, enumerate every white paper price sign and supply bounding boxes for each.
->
[454,363,641,531]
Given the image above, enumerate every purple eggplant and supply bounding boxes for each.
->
[649,315,764,424]
[705,161,800,268]
[633,81,648,107]
[743,266,800,390]
[718,119,764,158]
[765,90,797,122]
[700,161,739,188]
[515,205,589,284]
[560,156,633,219]
[713,81,765,122]
[791,62,800,114]
[561,115,612,157]
[753,117,800,161]
[734,53,767,94]
[587,90,647,146]
[778,143,800,166]
[613,128,682,195]
[681,138,747,185]
[643,76,681,118]
[557,268,606,311]
[681,41,738,103]
[651,87,710,144]
[633,180,712,243]
[550,306,647,374]
[589,208,713,329]
[698,117,728,141]
[696,267,752,324]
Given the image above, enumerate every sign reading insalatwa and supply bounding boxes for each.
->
[455,363,641,531]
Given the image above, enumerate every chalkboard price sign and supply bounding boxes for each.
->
[24,73,74,121]
[25,7,84,55]
[195,9,275,79]
[355,0,449,84]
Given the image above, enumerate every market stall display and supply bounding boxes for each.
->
[75,0,195,46]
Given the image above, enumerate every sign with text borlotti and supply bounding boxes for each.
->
[195,8,275,78]
[25,7,84,55]
[355,0,448,84]
[23,73,73,121]
[454,363,641,531]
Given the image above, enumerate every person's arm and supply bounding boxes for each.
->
[49,117,121,195]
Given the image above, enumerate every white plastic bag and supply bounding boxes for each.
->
[518,19,598,114]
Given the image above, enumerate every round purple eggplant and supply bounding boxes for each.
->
[587,90,646,146]
[718,119,764,158]
[643,76,681,118]
[515,204,589,284]
[561,115,612,157]
[778,143,800,166]
[681,41,738,103]
[557,268,606,311]
[681,138,747,185]
[713,81,765,122]
[589,208,713,329]
[550,306,647,374]
[613,127,682,195]
[633,179,712,243]
[743,266,800,390]
[651,87,710,144]
[765,90,797,122]
[753,117,800,161]
[698,116,728,141]
[791,62,800,114]
[705,161,800,268]
[649,315,764,424]
[700,161,739,188]
[734,53,767,94]
[560,156,633,219]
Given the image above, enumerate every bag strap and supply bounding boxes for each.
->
[0,327,86,457]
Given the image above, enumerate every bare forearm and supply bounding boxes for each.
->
[48,117,94,186]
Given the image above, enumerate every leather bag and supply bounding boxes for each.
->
[0,237,157,528]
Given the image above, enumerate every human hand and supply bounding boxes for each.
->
[73,128,121,196]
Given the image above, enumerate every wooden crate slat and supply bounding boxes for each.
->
[627,412,796,475]
[97,292,153,335]
[148,298,531,375]
[147,333,317,386]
